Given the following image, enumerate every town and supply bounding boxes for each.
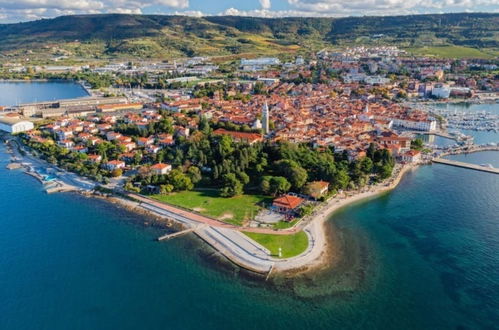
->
[1,45,498,268]
[1,47,498,218]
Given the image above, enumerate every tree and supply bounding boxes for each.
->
[260,176,271,194]
[217,135,234,157]
[125,181,140,193]
[378,164,393,180]
[332,168,350,190]
[160,184,174,195]
[274,159,308,190]
[169,169,194,191]
[411,138,424,151]
[237,171,250,185]
[187,166,202,184]
[269,176,291,196]
[298,204,314,217]
[133,152,142,165]
[367,143,376,160]
[359,157,374,174]
[220,173,243,197]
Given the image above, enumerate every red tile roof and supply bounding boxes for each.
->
[273,195,304,210]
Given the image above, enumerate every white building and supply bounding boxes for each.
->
[252,119,262,130]
[150,163,172,175]
[241,57,280,66]
[342,73,367,83]
[432,84,451,99]
[257,77,280,86]
[364,76,391,85]
[390,118,437,132]
[0,118,34,133]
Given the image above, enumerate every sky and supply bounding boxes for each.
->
[0,0,498,23]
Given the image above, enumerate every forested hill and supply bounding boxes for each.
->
[0,13,497,58]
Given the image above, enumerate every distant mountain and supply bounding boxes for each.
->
[0,13,497,58]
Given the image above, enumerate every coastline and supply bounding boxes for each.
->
[3,134,417,276]
[272,163,417,275]
[2,139,184,233]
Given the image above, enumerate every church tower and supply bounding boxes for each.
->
[262,102,270,135]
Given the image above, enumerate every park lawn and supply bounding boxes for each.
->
[243,231,309,259]
[152,190,271,226]
[273,219,299,230]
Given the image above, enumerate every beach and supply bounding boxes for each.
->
[271,163,417,274]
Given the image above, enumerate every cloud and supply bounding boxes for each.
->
[219,7,334,17]
[259,0,272,10]
[0,0,189,22]
[170,10,205,17]
[286,0,499,15]
[0,0,497,22]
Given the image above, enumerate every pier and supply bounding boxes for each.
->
[157,227,197,241]
[432,158,499,175]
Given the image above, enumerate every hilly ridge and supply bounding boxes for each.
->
[0,13,497,59]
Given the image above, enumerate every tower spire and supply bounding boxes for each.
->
[262,102,270,135]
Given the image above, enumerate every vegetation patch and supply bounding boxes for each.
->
[405,46,499,59]
[243,231,309,259]
[273,219,299,230]
[152,190,270,226]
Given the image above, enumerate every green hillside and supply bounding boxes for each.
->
[0,13,497,59]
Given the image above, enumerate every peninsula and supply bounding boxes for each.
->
[0,13,498,275]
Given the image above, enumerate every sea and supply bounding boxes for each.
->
[0,81,89,106]
[0,82,498,329]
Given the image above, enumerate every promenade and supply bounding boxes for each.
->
[126,164,414,274]
[128,192,326,273]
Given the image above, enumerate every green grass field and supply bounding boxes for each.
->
[243,231,309,259]
[405,46,499,59]
[151,190,271,226]
[273,219,299,230]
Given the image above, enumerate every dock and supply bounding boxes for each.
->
[432,158,499,175]
[157,228,196,241]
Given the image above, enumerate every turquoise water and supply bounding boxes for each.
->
[0,81,88,106]
[0,86,498,329]
[1,143,498,329]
